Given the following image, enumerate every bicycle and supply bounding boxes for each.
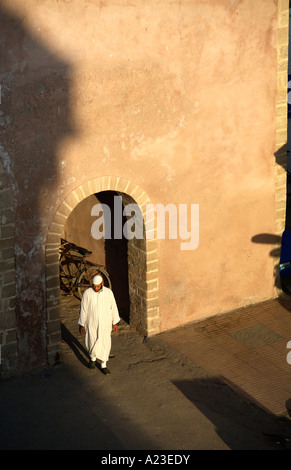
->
[59,238,112,299]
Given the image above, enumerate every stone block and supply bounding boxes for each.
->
[46,275,59,289]
[277,26,289,46]
[46,319,60,335]
[47,330,61,346]
[47,306,60,321]
[1,283,16,299]
[45,262,59,278]
[279,0,289,13]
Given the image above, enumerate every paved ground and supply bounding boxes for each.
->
[160,294,291,418]
[1,293,291,451]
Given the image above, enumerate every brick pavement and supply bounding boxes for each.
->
[159,294,291,417]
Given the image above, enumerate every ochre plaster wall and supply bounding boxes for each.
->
[0,0,284,371]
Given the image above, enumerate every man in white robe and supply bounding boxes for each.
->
[78,274,120,375]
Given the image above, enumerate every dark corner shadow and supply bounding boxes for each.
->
[172,376,291,450]
[274,143,291,230]
[249,145,291,304]
[286,398,291,418]
[61,323,89,368]
[251,232,291,311]
[251,232,282,284]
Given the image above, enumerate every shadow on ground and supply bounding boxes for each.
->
[172,374,291,450]
[1,296,291,450]
[61,322,89,368]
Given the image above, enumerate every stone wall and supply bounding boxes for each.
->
[0,159,17,378]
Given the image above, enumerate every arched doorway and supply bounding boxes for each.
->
[45,176,160,366]
[60,190,131,323]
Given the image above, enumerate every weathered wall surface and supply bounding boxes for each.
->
[61,194,106,266]
[0,0,287,374]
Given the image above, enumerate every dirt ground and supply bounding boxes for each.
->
[1,295,291,452]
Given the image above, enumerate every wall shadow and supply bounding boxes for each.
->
[0,11,160,450]
[251,143,291,304]
[173,376,291,450]
[0,6,75,371]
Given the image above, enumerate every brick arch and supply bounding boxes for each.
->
[45,176,160,365]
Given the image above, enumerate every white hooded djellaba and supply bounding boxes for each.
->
[78,286,120,362]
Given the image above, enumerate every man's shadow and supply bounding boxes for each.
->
[61,323,89,368]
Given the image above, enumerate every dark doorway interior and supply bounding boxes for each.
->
[96,191,130,323]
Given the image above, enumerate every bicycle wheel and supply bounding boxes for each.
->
[59,254,79,294]
[77,266,112,299]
